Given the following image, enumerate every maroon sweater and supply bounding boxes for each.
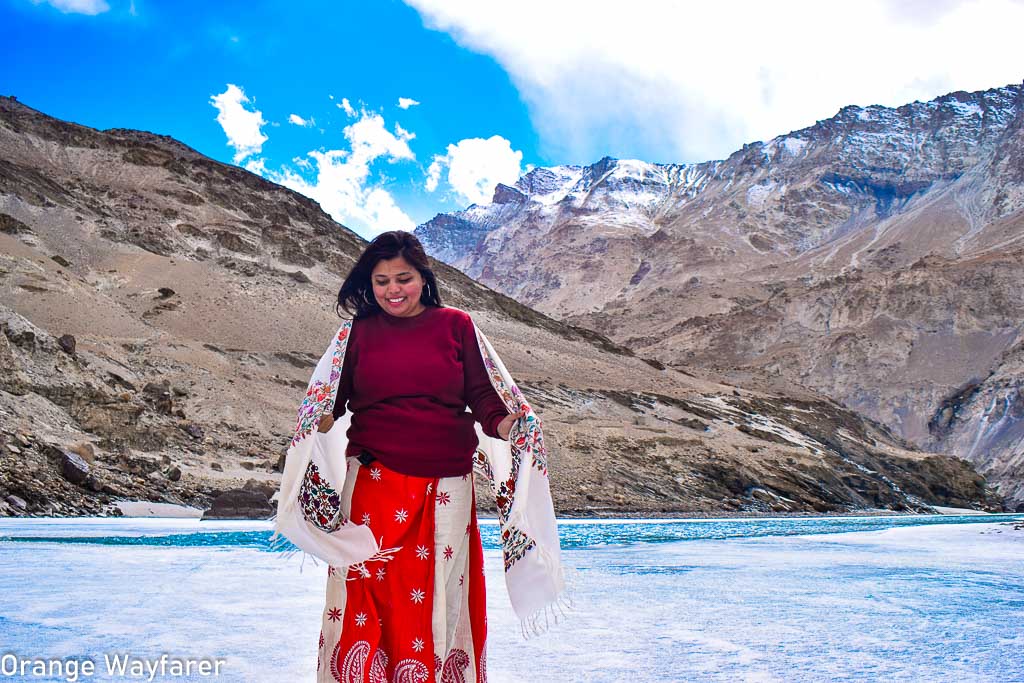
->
[331,306,510,477]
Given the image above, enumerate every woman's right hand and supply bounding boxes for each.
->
[497,406,529,440]
[317,414,335,433]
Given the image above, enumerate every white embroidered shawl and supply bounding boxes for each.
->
[271,312,567,630]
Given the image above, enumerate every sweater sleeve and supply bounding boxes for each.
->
[460,315,510,440]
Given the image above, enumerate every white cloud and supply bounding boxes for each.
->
[394,123,413,140]
[33,0,109,14]
[339,98,356,117]
[346,112,415,166]
[426,136,523,205]
[397,97,421,109]
[214,87,418,237]
[425,160,443,193]
[210,84,268,163]
[242,158,266,175]
[249,110,417,238]
[405,0,1024,164]
[288,113,315,127]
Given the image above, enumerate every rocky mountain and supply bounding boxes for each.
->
[416,83,1024,509]
[0,95,1003,520]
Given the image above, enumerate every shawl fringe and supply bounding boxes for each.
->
[520,589,574,639]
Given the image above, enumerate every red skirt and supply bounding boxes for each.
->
[317,457,488,683]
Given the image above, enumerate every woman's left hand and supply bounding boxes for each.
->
[497,406,529,440]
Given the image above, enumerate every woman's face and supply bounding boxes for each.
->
[371,255,427,318]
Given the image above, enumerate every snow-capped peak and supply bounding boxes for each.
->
[515,165,583,205]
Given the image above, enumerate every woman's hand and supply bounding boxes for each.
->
[497,406,529,440]
[317,414,335,433]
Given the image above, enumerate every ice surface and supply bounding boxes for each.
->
[1,517,1022,682]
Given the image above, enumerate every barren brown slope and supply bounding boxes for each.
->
[0,95,1000,519]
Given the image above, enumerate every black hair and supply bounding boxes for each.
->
[336,230,442,318]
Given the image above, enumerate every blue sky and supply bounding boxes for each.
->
[3,0,1024,238]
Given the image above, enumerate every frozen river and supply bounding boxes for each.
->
[1,514,1022,682]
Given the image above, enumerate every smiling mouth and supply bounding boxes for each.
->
[387,297,406,304]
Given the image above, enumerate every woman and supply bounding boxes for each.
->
[272,231,566,683]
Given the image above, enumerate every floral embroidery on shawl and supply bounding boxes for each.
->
[289,322,352,532]
[298,461,344,532]
[473,450,537,571]
[472,327,553,572]
[477,341,548,474]
[291,325,351,448]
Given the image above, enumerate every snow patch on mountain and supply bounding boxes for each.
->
[746,181,777,208]
[782,137,808,157]
[515,165,583,205]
